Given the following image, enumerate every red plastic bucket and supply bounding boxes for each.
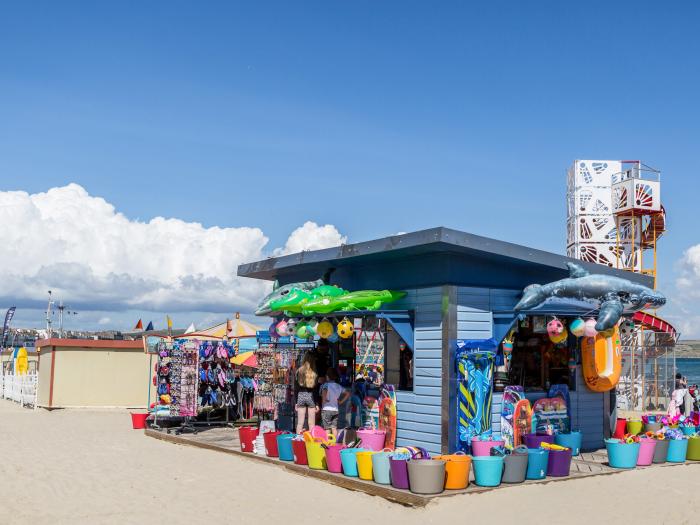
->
[131,413,148,429]
[263,431,282,457]
[238,426,259,452]
[613,418,627,439]
[292,439,308,465]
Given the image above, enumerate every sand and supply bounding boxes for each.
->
[1,399,699,525]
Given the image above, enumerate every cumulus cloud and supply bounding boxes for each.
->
[0,184,345,315]
[273,221,347,256]
[677,244,700,298]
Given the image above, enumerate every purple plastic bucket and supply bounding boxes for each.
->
[389,457,410,489]
[546,448,572,477]
[524,433,554,449]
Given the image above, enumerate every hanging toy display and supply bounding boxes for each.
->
[317,318,333,338]
[547,318,567,344]
[268,321,278,338]
[284,318,297,336]
[583,318,598,338]
[569,317,585,337]
[275,319,289,337]
[337,317,354,339]
[296,321,316,340]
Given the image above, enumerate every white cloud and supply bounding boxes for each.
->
[0,184,345,316]
[273,221,346,256]
[97,317,112,325]
[677,244,700,298]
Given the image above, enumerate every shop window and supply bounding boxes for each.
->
[504,316,576,392]
[353,317,413,392]
[384,324,413,391]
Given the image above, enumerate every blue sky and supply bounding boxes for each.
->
[1,2,699,335]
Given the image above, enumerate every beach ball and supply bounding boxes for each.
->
[619,319,635,337]
[547,318,564,337]
[317,318,333,338]
[583,318,598,338]
[570,318,585,337]
[275,319,288,337]
[284,318,297,336]
[296,321,315,339]
[549,329,568,345]
[337,318,354,339]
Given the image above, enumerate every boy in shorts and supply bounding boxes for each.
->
[320,367,349,437]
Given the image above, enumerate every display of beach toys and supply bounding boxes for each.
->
[472,455,504,487]
[526,448,549,479]
[605,438,640,469]
[471,436,505,456]
[238,426,259,452]
[277,433,295,461]
[554,431,582,456]
[433,452,471,489]
[357,428,387,451]
[407,458,446,494]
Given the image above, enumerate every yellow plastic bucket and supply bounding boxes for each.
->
[306,441,327,470]
[356,451,376,480]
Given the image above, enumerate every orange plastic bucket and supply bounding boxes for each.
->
[433,453,471,489]
[131,413,148,429]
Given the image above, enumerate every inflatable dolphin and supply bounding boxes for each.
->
[514,263,666,331]
[254,279,323,316]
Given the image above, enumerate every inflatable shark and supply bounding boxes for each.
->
[254,279,323,316]
[514,263,666,331]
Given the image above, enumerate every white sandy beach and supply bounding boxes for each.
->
[1,399,698,525]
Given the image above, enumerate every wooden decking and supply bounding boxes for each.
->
[144,427,696,508]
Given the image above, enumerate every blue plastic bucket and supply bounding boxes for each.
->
[471,456,504,487]
[526,448,549,480]
[371,451,392,485]
[277,434,295,461]
[605,439,640,469]
[555,431,582,456]
[667,439,688,463]
[340,448,366,477]
[681,426,696,436]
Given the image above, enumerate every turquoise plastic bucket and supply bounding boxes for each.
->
[526,448,549,479]
[605,439,640,469]
[681,426,696,436]
[667,439,688,463]
[371,451,392,485]
[277,434,295,461]
[340,448,366,477]
[555,431,582,456]
[471,456,504,487]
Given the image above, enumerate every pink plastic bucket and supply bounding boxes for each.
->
[471,438,505,456]
[357,429,386,451]
[325,444,346,473]
[637,437,657,466]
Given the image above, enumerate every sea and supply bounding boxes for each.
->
[676,358,700,387]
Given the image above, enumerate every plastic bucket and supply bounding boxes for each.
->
[636,437,657,466]
[652,439,669,464]
[667,439,688,463]
[546,448,572,477]
[356,451,376,480]
[324,444,346,473]
[682,426,696,436]
[340,448,366,477]
[555,431,582,456]
[613,418,627,439]
[306,441,327,470]
[357,429,386,451]
[263,431,282,457]
[644,422,662,433]
[472,456,504,487]
[526,448,549,480]
[605,439,640,469]
[277,434,295,461]
[471,438,505,456]
[523,433,554,449]
[407,459,446,494]
[292,439,308,465]
[239,426,259,453]
[389,456,410,489]
[371,451,393,485]
[130,413,148,429]
[433,453,471,490]
[502,449,528,483]
[626,420,643,435]
[687,436,700,461]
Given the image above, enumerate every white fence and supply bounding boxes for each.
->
[1,373,38,408]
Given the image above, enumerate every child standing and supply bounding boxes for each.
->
[320,367,349,437]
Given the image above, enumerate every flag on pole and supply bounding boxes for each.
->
[145,321,154,331]
[2,306,16,348]
[167,315,173,337]
[134,319,143,331]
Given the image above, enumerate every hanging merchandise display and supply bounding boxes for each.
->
[583,318,598,337]
[581,326,622,392]
[275,320,288,337]
[153,339,198,419]
[569,318,585,337]
[337,318,354,339]
[514,262,666,331]
[198,340,240,421]
[284,318,297,336]
[317,318,334,338]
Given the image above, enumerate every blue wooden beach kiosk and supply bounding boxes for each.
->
[238,227,653,455]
